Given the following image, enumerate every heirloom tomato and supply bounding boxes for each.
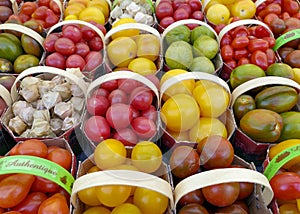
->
[38,193,69,214]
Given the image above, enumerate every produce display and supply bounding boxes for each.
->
[0,1,300,214]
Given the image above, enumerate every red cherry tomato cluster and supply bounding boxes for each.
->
[156,0,204,32]
[84,77,159,146]
[256,0,300,38]
[44,23,106,72]
[220,25,276,73]
[11,0,61,28]
[0,139,72,213]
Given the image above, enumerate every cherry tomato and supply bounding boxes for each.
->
[0,174,35,208]
[62,25,82,43]
[248,39,269,53]
[96,185,131,207]
[43,33,60,52]
[45,52,66,70]
[220,34,232,47]
[266,48,276,65]
[221,45,234,61]
[84,51,103,71]
[283,0,300,15]
[231,36,249,49]
[31,6,48,20]
[86,96,109,116]
[81,25,97,40]
[225,59,237,70]
[44,9,59,28]
[169,146,200,179]
[66,54,86,71]
[178,189,205,206]
[106,103,133,129]
[38,0,50,7]
[20,2,38,16]
[88,36,103,51]
[118,79,142,94]
[159,16,175,31]
[188,0,201,11]
[78,187,102,206]
[84,116,111,142]
[197,136,234,169]
[49,0,60,14]
[101,79,118,92]
[215,204,248,214]
[131,116,157,139]
[155,1,174,20]
[129,86,153,111]
[178,3,192,17]
[140,105,158,122]
[113,128,138,146]
[202,182,240,207]
[108,89,128,104]
[238,57,251,66]
[234,48,249,61]
[30,176,59,193]
[251,50,268,70]
[270,172,300,200]
[38,193,69,214]
[265,3,282,15]
[133,187,168,214]
[12,192,47,213]
[93,88,109,98]
[178,203,209,214]
[47,148,72,170]
[230,26,249,38]
[173,8,190,21]
[264,13,279,25]
[54,37,75,56]
[263,37,276,48]
[191,11,204,21]
[13,139,48,158]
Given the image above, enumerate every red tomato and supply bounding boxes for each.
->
[12,192,47,213]
[238,57,251,66]
[31,6,48,20]
[108,89,128,104]
[13,139,48,158]
[202,182,240,207]
[221,45,234,61]
[159,16,175,30]
[62,25,82,43]
[45,52,66,70]
[38,0,50,7]
[215,204,248,214]
[47,148,72,171]
[93,88,109,98]
[270,172,300,200]
[43,33,60,52]
[230,26,249,38]
[231,36,249,49]
[20,2,38,16]
[75,42,90,58]
[264,13,279,25]
[248,39,269,53]
[283,0,300,15]
[266,48,276,65]
[106,103,133,129]
[113,128,138,146]
[88,36,103,51]
[188,0,201,11]
[87,96,109,116]
[0,174,35,208]
[155,1,174,20]
[225,59,237,70]
[38,193,69,214]
[84,51,103,71]
[66,54,86,71]
[234,48,249,61]
[214,24,226,34]
[44,9,59,28]
[131,116,157,139]
[118,79,142,94]
[129,86,153,111]
[54,37,75,56]
[47,145,60,154]
[191,11,204,21]
[140,105,158,122]
[173,8,190,21]
[251,50,268,70]
[84,116,111,142]
[263,37,276,48]
[30,176,59,193]
[49,0,60,14]
[178,3,192,16]
[265,3,282,15]
[178,189,205,206]
[81,25,96,40]
[100,79,118,92]
[178,203,209,214]
[220,34,232,47]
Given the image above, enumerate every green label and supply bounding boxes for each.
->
[263,144,300,181]
[0,155,74,194]
[273,29,300,51]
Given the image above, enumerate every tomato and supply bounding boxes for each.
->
[54,37,75,56]
[12,192,47,213]
[234,48,249,61]
[270,172,300,200]
[263,37,276,48]
[43,33,60,52]
[225,60,237,71]
[202,182,240,207]
[108,89,128,104]
[44,9,59,28]
[279,203,300,214]
[238,57,251,66]
[169,146,200,179]
[248,39,269,53]
[155,1,174,21]
[178,4,192,16]
[131,116,157,139]
[133,187,168,214]
[221,45,234,61]
[45,52,66,70]
[113,128,138,146]
[178,203,209,214]
[30,176,59,193]
[84,51,103,71]
[86,96,109,116]
[111,203,142,214]
[173,8,190,21]
[78,187,102,206]
[266,48,276,65]
[191,11,204,21]
[283,0,300,15]
[231,36,249,49]
[129,87,153,111]
[197,136,234,169]
[140,105,158,122]
[264,13,279,25]
[188,0,201,11]
[265,3,282,15]
[83,206,111,214]
[251,50,268,70]
[131,141,162,173]
[101,79,118,92]
[0,174,35,208]
[62,25,82,43]
[13,139,48,158]
[31,6,48,20]
[38,193,69,214]
[88,36,103,51]
[93,88,109,98]
[230,26,249,38]
[81,26,97,40]
[178,189,205,206]
[159,16,175,31]
[3,212,22,214]
[96,185,131,207]
[106,103,133,129]
[38,0,50,7]
[20,2,38,16]
[66,54,86,71]
[118,79,142,94]
[215,204,248,213]
[49,0,60,14]
[84,116,111,142]
[47,148,72,170]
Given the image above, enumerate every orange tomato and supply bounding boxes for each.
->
[47,148,72,171]
[13,139,48,158]
[38,193,69,214]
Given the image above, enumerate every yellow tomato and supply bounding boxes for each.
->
[189,117,227,143]
[111,203,142,214]
[94,139,127,169]
[193,80,229,117]
[128,57,157,76]
[78,6,105,24]
[279,203,300,214]
[87,0,110,20]
[230,0,256,19]
[111,18,140,40]
[131,141,162,173]
[64,14,78,20]
[83,206,111,214]
[96,185,132,207]
[161,94,200,132]
[88,165,101,173]
[78,187,102,206]
[68,0,89,6]
[206,4,230,25]
[64,3,85,17]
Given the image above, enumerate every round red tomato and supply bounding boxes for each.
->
[140,105,157,122]
[173,8,190,21]
[188,0,201,11]
[88,36,103,51]
[62,25,82,43]
[178,189,205,206]
[100,79,118,92]
[84,115,111,142]
[84,51,103,71]
[75,42,90,58]
[45,52,66,70]
[54,37,75,56]
[113,128,138,146]
[155,1,174,20]
[131,116,157,139]
[106,103,133,129]
[118,79,142,94]
[93,88,109,98]
[47,148,72,170]
[44,33,60,52]
[159,16,175,30]
[178,203,209,214]
[86,96,109,116]
[129,86,153,111]
[108,89,128,104]
[66,54,86,71]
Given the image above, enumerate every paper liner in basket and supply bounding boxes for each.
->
[1,66,89,142]
[159,71,235,149]
[161,19,222,75]
[230,76,300,166]
[174,155,274,214]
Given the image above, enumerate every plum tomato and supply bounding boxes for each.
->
[188,0,201,11]
[30,176,59,193]
[178,189,205,206]
[12,192,47,214]
[131,116,157,139]
[159,16,175,30]
[220,34,232,47]
[118,79,142,94]
[106,103,133,130]
[100,79,118,92]
[66,54,86,71]
[20,2,38,16]
[238,57,251,66]
[113,128,138,146]
[62,25,82,43]
[54,37,75,56]
[43,33,60,52]
[108,89,128,104]
[234,48,249,61]
[47,148,72,170]
[84,51,103,71]
[178,203,209,214]
[88,36,103,51]
[266,48,276,65]
[93,88,109,98]
[231,36,249,49]
[178,3,192,16]
[129,86,153,111]
[86,96,109,116]
[191,11,204,21]
[169,146,200,179]
[84,115,111,142]
[173,8,190,21]
[13,139,48,158]
[231,26,249,38]
[202,182,240,207]
[283,0,300,15]
[75,42,90,58]
[263,37,276,48]
[197,135,234,169]
[140,105,158,122]
[45,52,66,70]
[37,193,69,214]
[155,1,174,21]
[225,59,237,70]
[251,50,268,70]
[248,39,269,53]
[221,45,234,61]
